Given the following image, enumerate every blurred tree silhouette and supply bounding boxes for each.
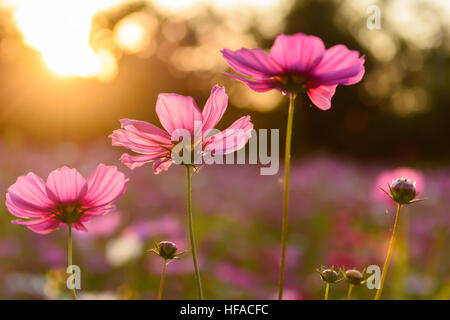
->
[264,0,450,165]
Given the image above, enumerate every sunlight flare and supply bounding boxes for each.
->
[12,0,127,80]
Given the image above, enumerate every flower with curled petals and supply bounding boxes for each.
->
[6,164,128,234]
[109,85,253,174]
[110,85,253,299]
[221,32,365,110]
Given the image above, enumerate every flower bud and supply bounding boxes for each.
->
[343,269,366,286]
[389,178,417,204]
[158,241,178,259]
[317,267,340,284]
[150,241,179,260]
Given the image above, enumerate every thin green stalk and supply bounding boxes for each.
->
[347,284,354,300]
[324,283,330,300]
[375,204,403,300]
[392,212,409,298]
[186,165,204,299]
[68,223,77,300]
[157,259,167,300]
[278,93,295,300]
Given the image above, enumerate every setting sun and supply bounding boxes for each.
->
[11,0,126,80]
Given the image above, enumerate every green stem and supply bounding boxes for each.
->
[347,284,354,300]
[186,165,204,299]
[324,283,330,300]
[278,93,295,300]
[392,212,409,298]
[375,204,403,300]
[157,259,167,300]
[68,223,77,300]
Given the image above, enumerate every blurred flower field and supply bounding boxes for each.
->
[0,140,448,299]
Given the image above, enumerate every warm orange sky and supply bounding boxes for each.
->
[3,0,449,82]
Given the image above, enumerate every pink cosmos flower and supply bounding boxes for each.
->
[6,164,128,234]
[221,32,365,110]
[109,85,253,173]
[372,167,425,205]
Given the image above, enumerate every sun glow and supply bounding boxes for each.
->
[11,0,128,80]
[7,0,287,81]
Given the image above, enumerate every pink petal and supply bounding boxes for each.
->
[77,214,99,223]
[224,73,280,93]
[45,167,88,204]
[120,152,169,170]
[156,93,203,137]
[6,172,56,218]
[204,115,254,155]
[80,206,117,220]
[306,84,337,111]
[110,128,170,154]
[270,33,325,73]
[120,119,172,146]
[202,85,228,136]
[343,55,365,85]
[6,193,52,219]
[81,164,128,208]
[153,158,173,174]
[311,45,365,85]
[73,221,88,231]
[12,217,60,234]
[87,204,116,214]
[221,48,284,78]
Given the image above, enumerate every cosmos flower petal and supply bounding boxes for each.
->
[270,33,325,73]
[6,173,56,220]
[110,128,170,154]
[153,158,173,174]
[202,85,228,136]
[82,164,128,208]
[306,84,337,111]
[120,119,172,145]
[311,44,365,85]
[83,204,116,216]
[6,193,52,219]
[156,93,203,136]
[119,152,169,170]
[45,167,88,203]
[224,73,280,93]
[12,217,60,234]
[204,115,254,155]
[342,56,365,85]
[221,48,284,78]
[73,221,88,232]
